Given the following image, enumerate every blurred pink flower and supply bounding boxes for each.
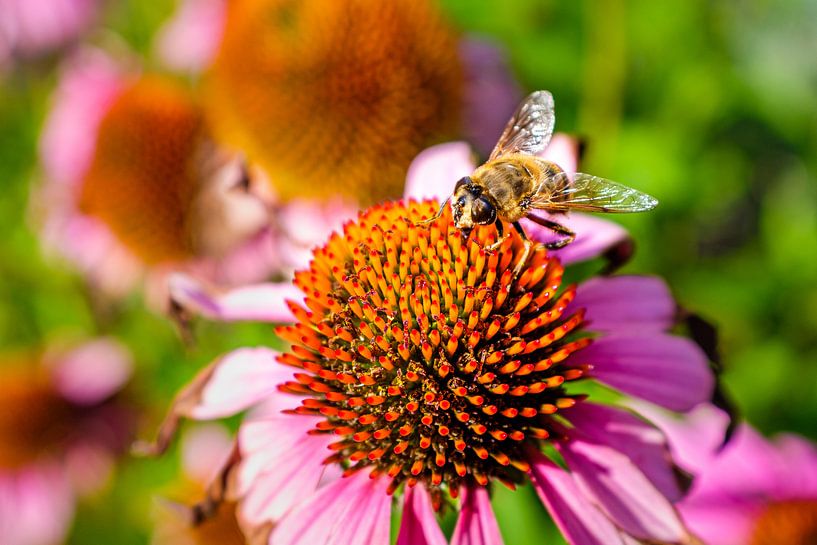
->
[0,0,98,70]
[154,0,226,74]
[669,422,817,545]
[36,48,278,309]
[146,187,714,544]
[0,339,135,545]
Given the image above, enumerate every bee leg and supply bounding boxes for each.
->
[512,221,534,277]
[525,214,576,249]
[485,221,507,251]
[415,198,449,226]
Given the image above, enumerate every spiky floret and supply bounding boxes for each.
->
[277,200,591,498]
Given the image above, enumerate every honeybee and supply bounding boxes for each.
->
[422,90,657,268]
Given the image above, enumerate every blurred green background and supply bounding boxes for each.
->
[1,0,815,543]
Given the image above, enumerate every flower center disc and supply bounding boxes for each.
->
[278,201,591,494]
[79,76,203,264]
[751,500,817,545]
[206,0,463,205]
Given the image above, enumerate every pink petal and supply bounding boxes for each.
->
[450,486,504,545]
[168,273,300,323]
[625,400,730,473]
[0,464,75,545]
[528,449,626,545]
[50,338,132,405]
[397,485,447,545]
[539,133,579,174]
[524,212,630,265]
[563,402,683,501]
[238,415,334,526]
[276,197,358,271]
[272,471,391,545]
[188,348,290,420]
[154,0,225,72]
[573,276,676,334]
[39,46,127,188]
[558,438,688,542]
[180,424,234,485]
[776,433,817,497]
[577,334,713,412]
[459,37,522,157]
[135,348,290,456]
[404,142,475,202]
[678,502,757,545]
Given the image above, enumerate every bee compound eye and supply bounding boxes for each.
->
[471,197,496,225]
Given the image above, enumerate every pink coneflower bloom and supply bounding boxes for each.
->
[169,133,632,324]
[648,413,817,545]
[0,0,98,70]
[147,189,715,543]
[36,48,278,307]
[0,338,135,545]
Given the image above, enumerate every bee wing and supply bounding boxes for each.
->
[488,90,556,160]
[531,172,658,213]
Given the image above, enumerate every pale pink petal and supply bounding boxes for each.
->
[0,465,75,545]
[272,471,391,545]
[678,501,757,545]
[524,212,630,265]
[563,402,683,501]
[238,415,334,526]
[404,142,475,202]
[576,334,713,412]
[39,46,128,188]
[450,486,504,545]
[181,424,234,485]
[168,273,300,323]
[0,0,97,59]
[625,401,730,473]
[559,438,688,542]
[539,133,579,174]
[528,449,625,545]
[572,276,676,334]
[154,0,225,72]
[64,443,114,496]
[50,338,132,405]
[135,348,290,456]
[189,348,290,420]
[276,197,358,271]
[397,485,447,545]
[204,228,281,286]
[459,37,522,157]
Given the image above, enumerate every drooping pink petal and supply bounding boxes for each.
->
[678,500,758,545]
[450,486,505,545]
[576,334,713,412]
[558,438,688,543]
[625,400,730,473]
[49,338,132,405]
[563,402,683,501]
[135,348,289,455]
[272,471,391,545]
[459,37,522,157]
[168,273,300,323]
[238,415,335,526]
[572,276,676,335]
[397,485,447,545]
[154,0,225,73]
[528,449,626,545]
[404,142,475,203]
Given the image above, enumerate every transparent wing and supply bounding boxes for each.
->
[531,172,659,213]
[488,90,555,160]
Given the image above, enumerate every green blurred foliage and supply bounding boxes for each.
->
[0,0,815,544]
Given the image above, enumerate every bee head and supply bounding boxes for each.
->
[451,176,497,234]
